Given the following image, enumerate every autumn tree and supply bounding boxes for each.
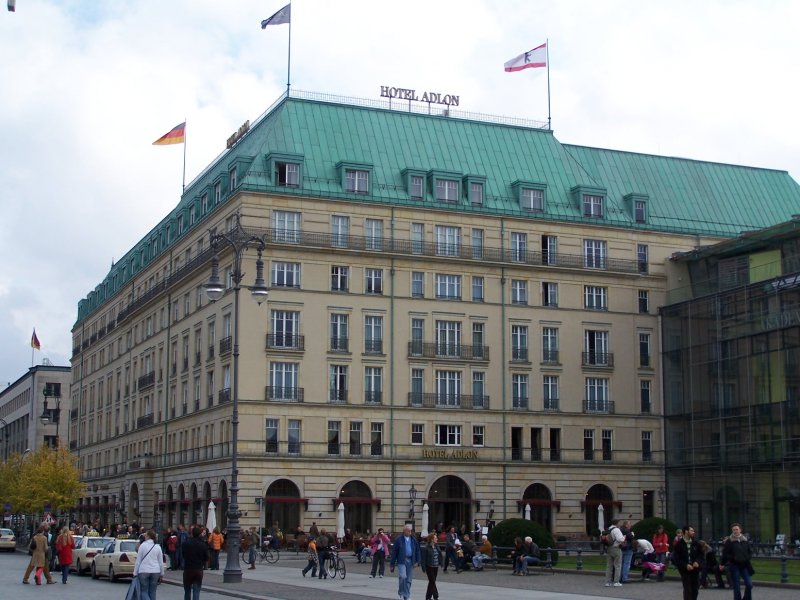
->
[2,446,82,515]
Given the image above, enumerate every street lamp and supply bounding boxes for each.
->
[408,485,418,519]
[657,486,666,518]
[40,393,61,448]
[204,214,268,584]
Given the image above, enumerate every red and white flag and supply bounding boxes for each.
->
[504,43,547,72]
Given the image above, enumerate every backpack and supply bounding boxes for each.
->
[600,531,611,547]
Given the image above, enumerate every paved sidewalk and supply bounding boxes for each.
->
[159,551,800,600]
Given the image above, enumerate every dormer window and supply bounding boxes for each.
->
[410,175,423,200]
[214,182,222,204]
[229,166,237,191]
[201,193,208,214]
[634,200,646,223]
[345,169,369,194]
[522,188,544,212]
[276,162,299,186]
[470,182,484,205]
[436,179,458,202]
[583,194,603,218]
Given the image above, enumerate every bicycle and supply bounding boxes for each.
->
[325,545,346,579]
[240,543,280,565]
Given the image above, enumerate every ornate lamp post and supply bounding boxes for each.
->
[204,214,268,583]
[408,484,418,520]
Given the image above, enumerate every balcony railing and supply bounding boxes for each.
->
[364,391,382,404]
[512,397,529,410]
[330,337,349,352]
[219,336,232,355]
[329,389,348,403]
[208,345,215,360]
[583,400,615,414]
[218,388,231,404]
[407,341,489,361]
[511,347,528,361]
[265,386,304,402]
[266,333,305,351]
[640,354,651,368]
[136,413,154,429]
[364,339,383,354]
[581,352,614,367]
[541,350,559,364]
[137,371,155,390]
[408,393,489,409]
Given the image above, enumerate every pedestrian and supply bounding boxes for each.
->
[182,526,210,600]
[309,521,319,538]
[207,527,223,570]
[177,525,188,570]
[672,525,702,600]
[389,523,421,600]
[699,540,725,589]
[317,529,330,579]
[134,529,165,600]
[721,523,754,600]
[652,524,670,577]
[55,527,75,584]
[619,519,635,583]
[604,519,625,587]
[420,532,442,600]
[23,527,55,584]
[167,529,179,570]
[517,535,540,575]
[301,537,318,577]
[248,527,259,570]
[443,526,458,572]
[369,528,391,578]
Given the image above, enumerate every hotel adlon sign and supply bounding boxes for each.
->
[380,86,460,107]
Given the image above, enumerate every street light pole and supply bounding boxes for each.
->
[205,214,268,584]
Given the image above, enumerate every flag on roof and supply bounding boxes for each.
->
[31,328,41,350]
[261,3,291,28]
[152,122,186,145]
[504,42,547,72]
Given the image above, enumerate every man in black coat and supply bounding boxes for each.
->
[672,525,702,600]
[182,526,210,600]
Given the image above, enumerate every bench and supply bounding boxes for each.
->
[490,546,555,574]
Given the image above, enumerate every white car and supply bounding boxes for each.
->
[91,538,140,581]
[0,528,16,551]
[73,536,114,574]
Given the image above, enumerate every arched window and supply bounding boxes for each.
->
[265,479,302,535]
[428,476,472,532]
[522,483,553,531]
[584,484,614,536]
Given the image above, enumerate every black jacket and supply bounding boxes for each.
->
[671,537,702,572]
[721,537,752,567]
[182,537,210,571]
[420,543,442,569]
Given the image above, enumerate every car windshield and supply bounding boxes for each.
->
[87,538,109,548]
[0,529,13,536]
[120,541,138,551]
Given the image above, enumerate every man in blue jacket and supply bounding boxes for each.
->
[390,524,421,600]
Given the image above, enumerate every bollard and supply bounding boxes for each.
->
[576,548,583,571]
[780,554,788,584]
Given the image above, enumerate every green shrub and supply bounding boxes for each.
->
[487,518,558,564]
[631,517,678,543]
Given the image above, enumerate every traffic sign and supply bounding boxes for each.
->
[43,511,56,525]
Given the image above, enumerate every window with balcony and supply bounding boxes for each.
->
[642,431,652,462]
[511,232,527,262]
[330,313,349,352]
[410,319,424,356]
[602,429,613,461]
[639,332,651,367]
[365,218,383,250]
[512,374,529,409]
[471,228,484,259]
[542,327,559,364]
[637,243,649,273]
[371,422,383,456]
[472,372,486,408]
[273,210,300,243]
[288,420,301,454]
[511,325,528,361]
[584,429,595,461]
[583,239,607,268]
[640,380,652,413]
[410,368,424,405]
[271,310,299,349]
[269,362,299,401]
[364,315,383,354]
[329,365,348,403]
[365,366,382,404]
[265,418,279,453]
[435,225,461,256]
[542,235,557,265]
[584,330,610,366]
[435,320,461,357]
[411,222,424,255]
[543,375,559,411]
[585,377,610,413]
[550,428,561,461]
[331,215,350,247]
[328,421,341,455]
[472,322,485,360]
[349,421,362,456]
[435,370,461,406]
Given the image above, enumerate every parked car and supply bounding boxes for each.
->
[91,538,140,581]
[73,536,114,574]
[0,528,16,551]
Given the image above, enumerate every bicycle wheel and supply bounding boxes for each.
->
[257,549,268,564]
[326,555,337,578]
[336,557,346,579]
[241,549,249,564]
[266,548,279,564]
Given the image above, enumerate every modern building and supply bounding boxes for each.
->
[69,90,800,538]
[1,364,71,461]
[662,217,800,542]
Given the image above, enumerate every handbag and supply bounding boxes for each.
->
[29,538,37,551]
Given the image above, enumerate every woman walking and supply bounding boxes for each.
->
[22,527,54,584]
[207,527,223,570]
[134,529,165,600]
[421,532,442,600]
[55,527,75,584]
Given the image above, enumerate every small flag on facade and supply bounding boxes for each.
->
[261,3,291,28]
[504,42,547,72]
[152,122,186,145]
[31,328,41,350]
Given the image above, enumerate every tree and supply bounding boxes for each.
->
[2,446,82,515]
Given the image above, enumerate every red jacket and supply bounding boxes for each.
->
[56,535,75,565]
[652,532,670,554]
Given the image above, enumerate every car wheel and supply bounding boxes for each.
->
[109,565,116,582]
[91,562,98,579]
[77,560,84,575]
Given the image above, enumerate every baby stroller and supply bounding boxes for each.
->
[636,551,666,581]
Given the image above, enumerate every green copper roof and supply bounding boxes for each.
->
[76,91,800,324]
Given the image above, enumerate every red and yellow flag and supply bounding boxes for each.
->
[31,328,41,350]
[152,122,186,145]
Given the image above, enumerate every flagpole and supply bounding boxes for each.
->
[182,118,187,193]
[546,39,551,130]
[286,1,292,94]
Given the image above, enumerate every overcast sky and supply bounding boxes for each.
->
[1,0,799,388]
